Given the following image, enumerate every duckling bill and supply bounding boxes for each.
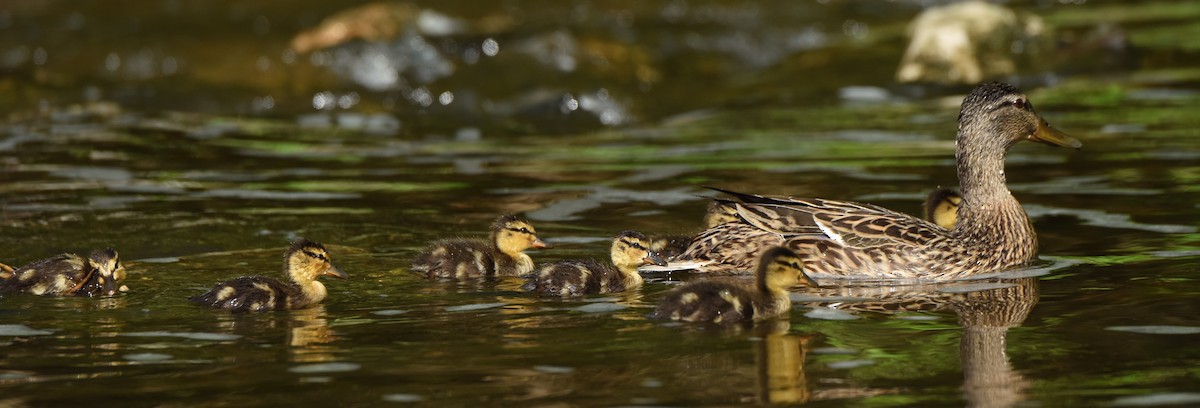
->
[523,230,666,296]
[650,247,815,325]
[412,214,547,280]
[190,239,346,312]
[0,249,127,297]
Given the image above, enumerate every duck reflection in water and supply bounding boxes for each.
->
[208,305,340,363]
[753,321,812,404]
[287,306,340,363]
[797,277,1038,407]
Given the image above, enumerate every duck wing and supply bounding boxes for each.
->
[713,187,949,250]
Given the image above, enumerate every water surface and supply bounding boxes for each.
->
[2,1,1200,406]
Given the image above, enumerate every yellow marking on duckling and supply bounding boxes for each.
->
[252,282,273,293]
[19,269,36,282]
[30,283,48,295]
[680,293,699,304]
[251,302,263,310]
[216,286,237,301]
[53,274,71,291]
[432,247,448,257]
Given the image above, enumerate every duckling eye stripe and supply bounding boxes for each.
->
[303,250,327,261]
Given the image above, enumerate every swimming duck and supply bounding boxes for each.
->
[190,239,347,312]
[650,200,741,259]
[411,214,547,279]
[671,82,1081,281]
[0,249,127,297]
[650,247,815,324]
[924,188,962,230]
[523,230,667,296]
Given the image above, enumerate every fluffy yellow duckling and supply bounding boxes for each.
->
[523,230,667,296]
[412,214,547,279]
[650,247,816,324]
[190,239,347,312]
[0,249,127,297]
[924,188,962,229]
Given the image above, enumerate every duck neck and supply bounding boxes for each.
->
[299,280,327,305]
[498,245,534,274]
[953,139,1037,250]
[615,262,644,287]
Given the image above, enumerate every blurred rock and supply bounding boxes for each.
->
[290,2,512,54]
[895,1,1052,84]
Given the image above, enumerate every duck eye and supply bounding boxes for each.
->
[1012,98,1026,109]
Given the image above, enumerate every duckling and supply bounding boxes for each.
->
[0,248,127,297]
[650,247,816,324]
[924,188,962,230]
[412,214,547,279]
[523,230,667,296]
[190,239,347,312]
[651,200,741,259]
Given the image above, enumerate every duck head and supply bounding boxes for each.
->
[611,230,667,271]
[957,82,1081,153]
[703,200,741,228]
[285,239,347,284]
[80,248,127,296]
[923,188,962,230]
[759,247,818,292]
[491,214,548,255]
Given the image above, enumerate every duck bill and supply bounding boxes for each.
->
[531,238,550,249]
[1029,118,1082,149]
[324,264,348,279]
[799,271,820,288]
[643,252,668,266]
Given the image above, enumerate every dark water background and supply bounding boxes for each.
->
[1,1,1199,406]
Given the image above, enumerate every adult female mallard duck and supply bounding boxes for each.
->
[412,214,547,279]
[523,230,666,296]
[670,82,1081,282]
[190,239,347,312]
[0,249,127,297]
[650,247,816,324]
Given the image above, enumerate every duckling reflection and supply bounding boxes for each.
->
[287,306,340,363]
[753,321,812,404]
[797,277,1038,407]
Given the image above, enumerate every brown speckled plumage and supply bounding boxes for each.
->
[190,239,347,312]
[651,247,816,324]
[670,83,1080,282]
[523,230,666,296]
[0,249,126,297]
[650,200,743,259]
[412,215,547,280]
